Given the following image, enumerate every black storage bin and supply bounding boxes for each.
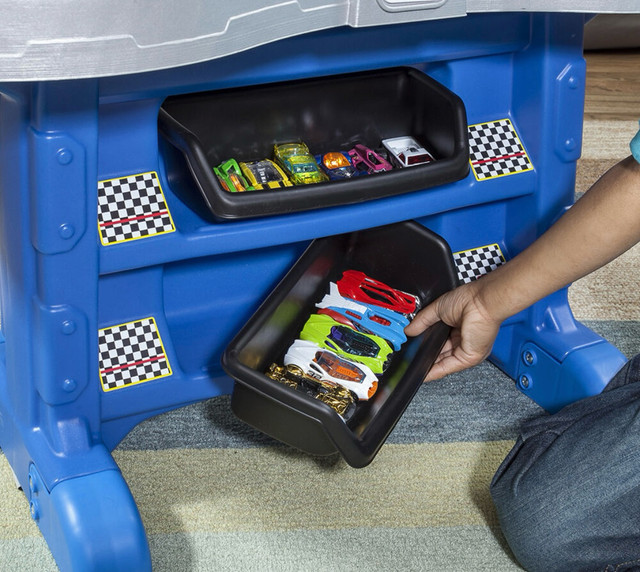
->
[159,67,469,221]
[222,221,459,467]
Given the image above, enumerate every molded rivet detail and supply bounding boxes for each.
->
[56,148,73,165]
[62,378,77,393]
[59,223,75,239]
[567,76,579,89]
[564,138,576,151]
[29,500,40,521]
[61,320,76,335]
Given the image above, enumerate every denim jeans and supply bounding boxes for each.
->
[490,354,640,572]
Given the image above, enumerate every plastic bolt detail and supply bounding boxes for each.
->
[29,499,40,521]
[522,350,536,366]
[31,132,86,253]
[518,374,531,390]
[56,148,73,165]
[28,464,42,522]
[61,320,76,335]
[554,61,586,163]
[58,223,75,239]
[28,465,40,495]
[34,303,89,405]
[62,378,77,393]
[28,474,37,495]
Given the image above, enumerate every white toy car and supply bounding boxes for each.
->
[382,136,434,168]
[284,339,378,401]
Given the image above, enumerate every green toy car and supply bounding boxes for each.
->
[299,313,393,374]
[214,158,254,192]
[273,142,329,185]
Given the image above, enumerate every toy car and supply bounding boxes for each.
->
[316,283,409,350]
[214,158,254,192]
[284,339,378,401]
[382,136,435,168]
[239,159,293,190]
[273,142,329,185]
[300,313,393,374]
[315,151,360,180]
[336,270,421,317]
[348,144,393,174]
[266,362,357,419]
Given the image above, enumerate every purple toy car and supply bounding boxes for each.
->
[348,144,393,174]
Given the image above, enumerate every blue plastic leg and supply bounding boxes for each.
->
[0,343,151,572]
[491,289,627,413]
[29,464,151,572]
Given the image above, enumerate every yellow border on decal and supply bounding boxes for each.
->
[99,316,173,392]
[468,118,534,182]
[98,171,176,246]
[453,242,506,261]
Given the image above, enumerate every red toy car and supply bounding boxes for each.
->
[336,270,420,317]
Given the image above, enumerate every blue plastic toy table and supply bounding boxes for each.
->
[0,6,633,570]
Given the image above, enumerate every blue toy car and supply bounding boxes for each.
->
[314,151,361,180]
[316,283,409,350]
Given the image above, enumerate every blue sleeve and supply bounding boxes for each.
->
[631,122,640,164]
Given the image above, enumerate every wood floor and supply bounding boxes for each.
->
[584,49,640,121]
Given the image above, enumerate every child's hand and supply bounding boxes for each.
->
[405,281,502,381]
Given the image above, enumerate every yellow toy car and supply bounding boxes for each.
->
[273,142,328,185]
[239,159,293,190]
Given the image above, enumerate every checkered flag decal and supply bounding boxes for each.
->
[99,317,172,391]
[453,244,506,284]
[98,172,175,245]
[468,119,533,181]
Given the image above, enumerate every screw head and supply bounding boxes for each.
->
[28,474,37,495]
[29,500,40,521]
[28,465,39,495]
[519,375,531,389]
[523,350,536,366]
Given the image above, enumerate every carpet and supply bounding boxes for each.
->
[1,118,638,571]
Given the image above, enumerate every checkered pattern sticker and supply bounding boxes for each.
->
[468,119,533,181]
[99,317,172,391]
[453,244,506,284]
[98,172,175,245]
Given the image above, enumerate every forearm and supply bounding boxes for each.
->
[476,155,640,321]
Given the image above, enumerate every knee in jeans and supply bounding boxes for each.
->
[492,480,570,572]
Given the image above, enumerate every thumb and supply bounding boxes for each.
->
[405,300,441,337]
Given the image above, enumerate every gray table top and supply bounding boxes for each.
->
[0,1,637,81]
